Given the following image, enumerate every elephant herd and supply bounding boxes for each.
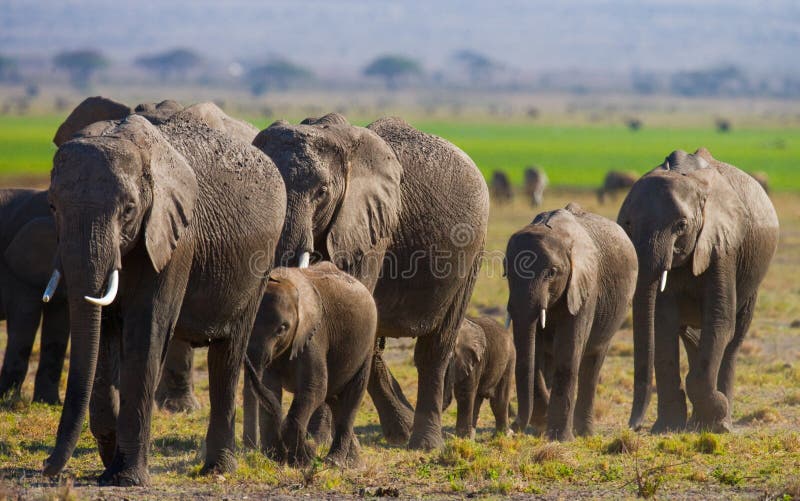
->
[0,97,779,486]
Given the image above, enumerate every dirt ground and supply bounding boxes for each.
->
[1,188,799,499]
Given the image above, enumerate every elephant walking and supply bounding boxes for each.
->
[251,113,489,449]
[0,189,67,404]
[620,148,778,433]
[506,203,637,440]
[42,107,285,485]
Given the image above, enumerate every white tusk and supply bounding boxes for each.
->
[659,270,668,292]
[540,308,547,329]
[85,270,119,306]
[505,314,511,329]
[42,269,61,303]
[298,251,310,269]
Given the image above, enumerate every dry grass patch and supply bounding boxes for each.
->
[604,430,639,454]
[738,406,783,424]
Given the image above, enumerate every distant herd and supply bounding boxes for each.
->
[0,96,779,486]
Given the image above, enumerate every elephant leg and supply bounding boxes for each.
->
[530,334,551,432]
[367,340,414,445]
[33,302,70,404]
[686,264,736,433]
[717,294,756,427]
[90,315,121,467]
[309,403,333,445]
[0,302,41,401]
[282,372,326,467]
[202,334,248,475]
[490,364,513,435]
[258,369,284,460]
[243,370,260,450]
[155,338,199,413]
[652,294,687,433]
[453,373,478,438]
[573,348,609,437]
[326,359,370,467]
[546,314,591,442]
[472,395,484,432]
[409,333,453,450]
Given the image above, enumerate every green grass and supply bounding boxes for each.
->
[3,115,799,190]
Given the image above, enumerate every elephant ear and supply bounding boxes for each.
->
[691,167,744,276]
[53,96,132,146]
[271,267,322,359]
[566,216,599,315]
[454,319,487,380]
[4,216,57,287]
[325,127,402,271]
[119,115,198,272]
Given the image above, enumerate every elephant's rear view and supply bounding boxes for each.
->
[619,148,778,434]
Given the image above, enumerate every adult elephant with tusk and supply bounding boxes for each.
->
[53,96,262,413]
[619,148,778,434]
[42,108,285,485]
[250,113,489,450]
[505,203,637,440]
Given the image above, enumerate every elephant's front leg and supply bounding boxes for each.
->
[258,368,284,460]
[686,262,736,433]
[282,356,327,467]
[33,302,70,404]
[453,374,478,439]
[409,334,452,450]
[651,293,687,433]
[90,315,121,468]
[546,315,590,441]
[155,338,199,413]
[202,334,248,475]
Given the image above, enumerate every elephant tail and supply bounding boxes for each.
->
[243,355,282,419]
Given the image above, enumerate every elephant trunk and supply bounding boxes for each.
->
[628,238,672,430]
[244,356,282,419]
[512,309,537,431]
[274,193,315,267]
[44,224,118,476]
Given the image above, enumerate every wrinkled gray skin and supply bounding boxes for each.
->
[244,263,376,467]
[43,110,285,486]
[506,204,637,440]
[620,148,779,434]
[597,170,637,204]
[524,167,548,207]
[0,189,67,404]
[491,170,513,204]
[53,96,261,413]
[252,113,489,450]
[442,316,515,438]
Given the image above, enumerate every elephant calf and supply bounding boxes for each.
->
[245,263,376,467]
[506,203,637,440]
[443,316,515,438]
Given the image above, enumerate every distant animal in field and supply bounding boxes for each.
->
[244,263,377,467]
[597,170,638,204]
[523,166,548,206]
[626,118,643,131]
[443,316,515,438]
[716,118,732,133]
[750,171,769,195]
[491,170,513,204]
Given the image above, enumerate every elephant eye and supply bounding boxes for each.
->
[543,267,557,279]
[315,185,329,199]
[122,203,135,218]
[674,219,688,235]
[276,322,289,335]
[49,203,56,213]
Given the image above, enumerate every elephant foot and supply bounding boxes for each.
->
[95,436,117,468]
[32,388,61,406]
[687,390,729,433]
[98,465,150,487]
[286,440,316,467]
[325,437,363,469]
[200,448,238,475]
[547,428,574,442]
[651,415,687,434]
[687,413,732,434]
[408,428,444,450]
[309,406,333,445]
[455,427,476,440]
[155,387,200,413]
[381,414,412,446]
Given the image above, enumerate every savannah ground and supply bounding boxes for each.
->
[0,105,799,499]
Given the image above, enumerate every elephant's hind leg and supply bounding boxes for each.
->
[0,301,41,402]
[155,338,199,413]
[33,302,69,404]
[717,294,756,428]
[367,340,414,445]
[573,348,609,437]
[326,359,370,468]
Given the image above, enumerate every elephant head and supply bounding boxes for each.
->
[618,148,745,429]
[442,318,486,411]
[43,114,197,475]
[505,205,598,431]
[252,113,402,274]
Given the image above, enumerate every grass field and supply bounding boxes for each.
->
[1,189,799,499]
[2,114,799,190]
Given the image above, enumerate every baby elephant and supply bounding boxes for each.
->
[244,262,376,467]
[506,203,637,441]
[443,316,515,438]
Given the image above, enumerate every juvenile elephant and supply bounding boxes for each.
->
[252,114,489,449]
[506,203,637,440]
[52,96,261,413]
[244,263,376,467]
[0,189,67,404]
[597,170,637,204]
[620,148,779,433]
[491,170,513,205]
[41,109,285,485]
[442,316,515,438]
[524,166,548,207]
